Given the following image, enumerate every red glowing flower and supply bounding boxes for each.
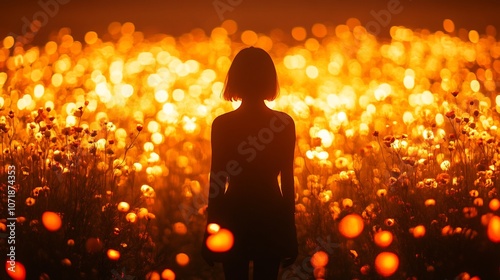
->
[445,111,455,119]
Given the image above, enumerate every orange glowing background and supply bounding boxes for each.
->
[1,0,500,44]
[1,1,500,280]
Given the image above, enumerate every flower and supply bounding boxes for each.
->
[445,111,456,119]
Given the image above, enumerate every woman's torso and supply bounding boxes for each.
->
[212,106,293,207]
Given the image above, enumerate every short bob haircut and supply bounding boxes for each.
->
[222,47,279,102]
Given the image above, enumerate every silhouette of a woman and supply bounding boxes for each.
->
[202,47,298,279]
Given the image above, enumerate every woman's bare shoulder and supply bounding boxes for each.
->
[212,111,237,126]
[270,110,295,125]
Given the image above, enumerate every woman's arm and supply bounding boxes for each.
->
[207,117,226,222]
[280,114,296,215]
[279,113,298,265]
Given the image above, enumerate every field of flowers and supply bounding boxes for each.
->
[1,19,500,279]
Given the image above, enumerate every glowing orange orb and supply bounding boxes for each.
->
[339,214,364,238]
[42,211,62,232]
[481,213,493,226]
[175,253,190,266]
[342,198,353,208]
[173,222,188,235]
[126,213,137,223]
[474,198,483,207]
[441,225,453,236]
[61,258,72,266]
[107,249,121,261]
[487,215,500,243]
[360,264,370,275]
[206,228,234,252]
[412,225,426,238]
[490,198,500,211]
[145,271,161,280]
[207,223,220,234]
[5,261,26,280]
[424,199,436,207]
[375,252,399,277]
[161,269,176,280]
[117,201,130,212]
[374,230,393,247]
[311,251,329,268]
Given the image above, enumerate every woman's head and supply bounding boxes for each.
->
[223,47,279,102]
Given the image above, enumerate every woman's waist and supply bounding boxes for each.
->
[228,173,278,184]
[225,181,281,196]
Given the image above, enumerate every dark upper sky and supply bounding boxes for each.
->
[1,0,500,45]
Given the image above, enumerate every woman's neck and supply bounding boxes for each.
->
[238,99,268,111]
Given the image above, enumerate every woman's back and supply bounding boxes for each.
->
[211,105,294,199]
